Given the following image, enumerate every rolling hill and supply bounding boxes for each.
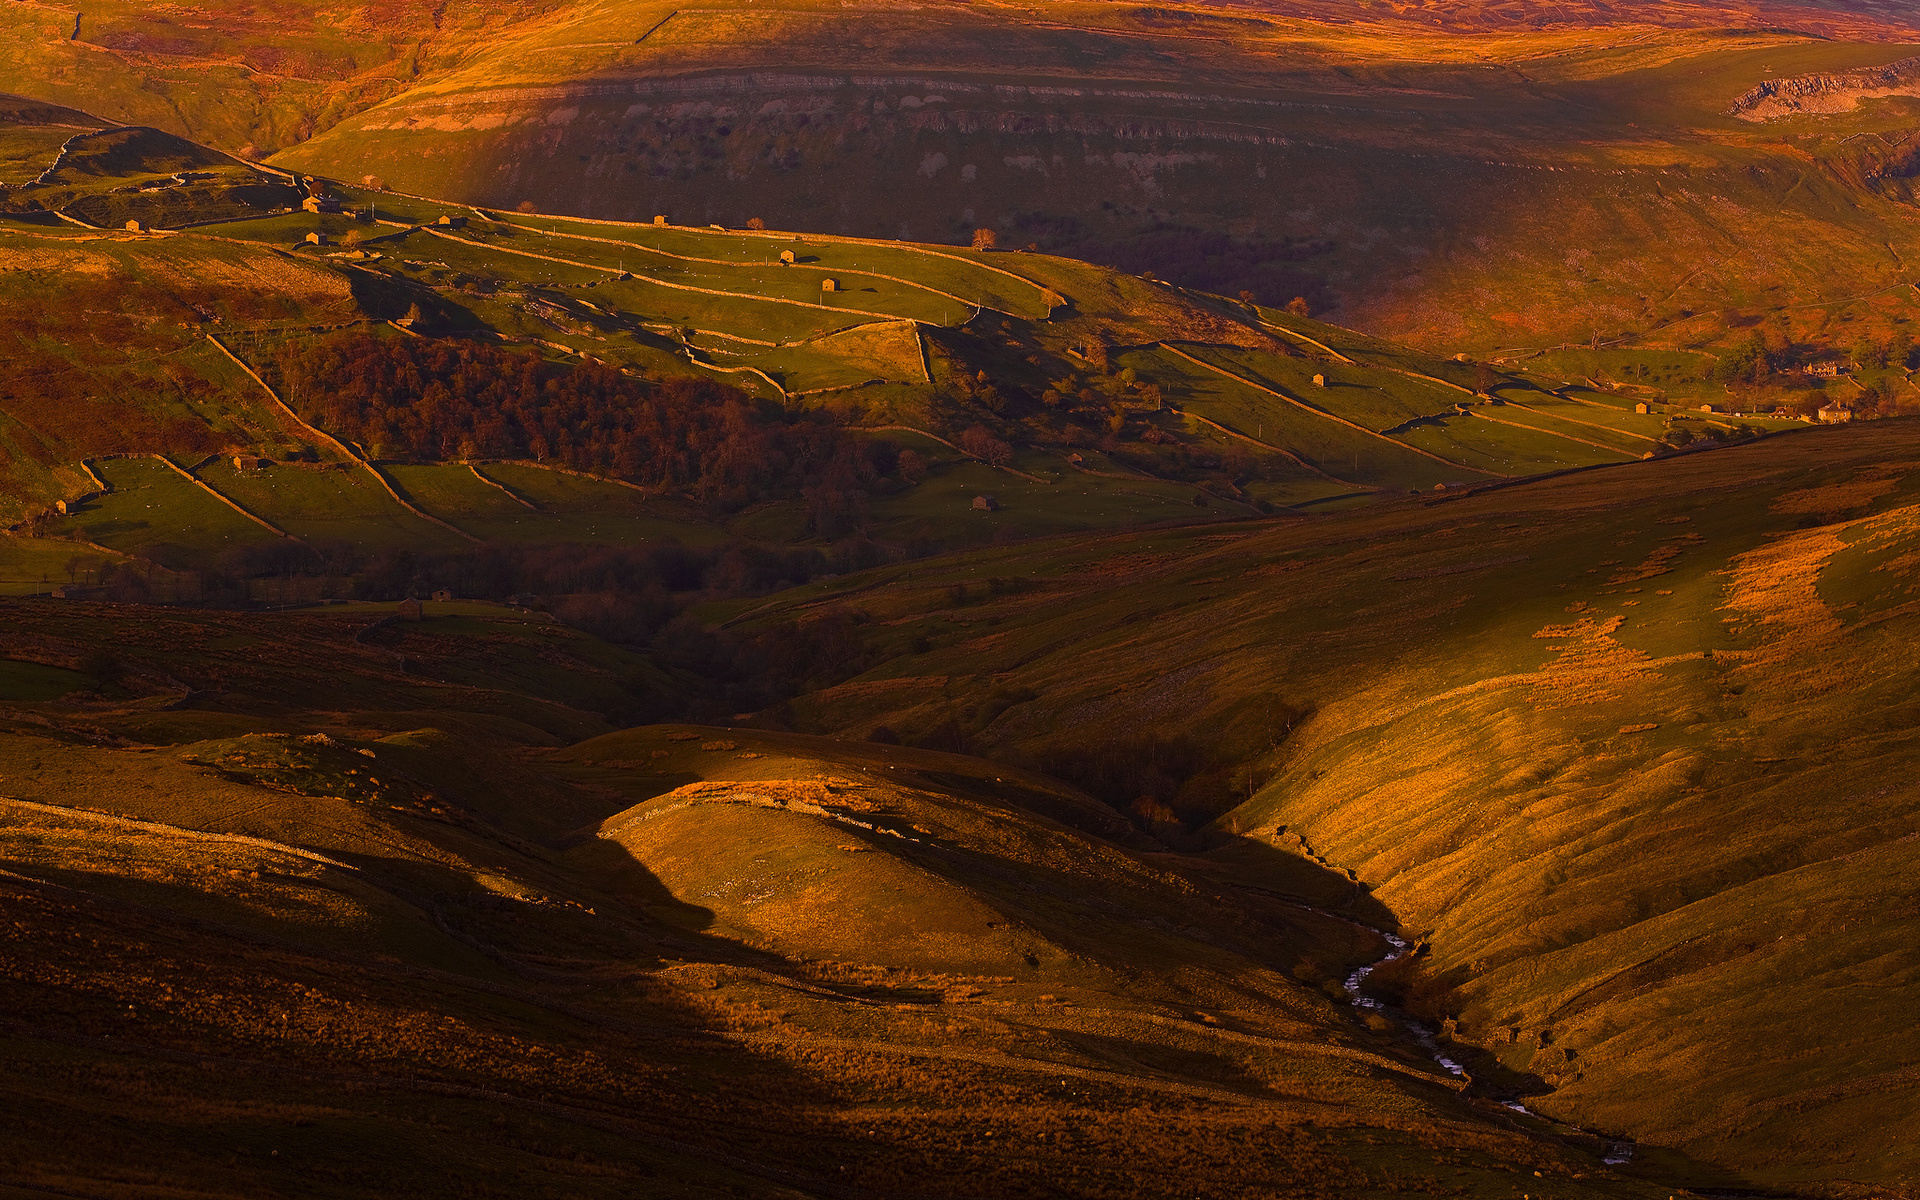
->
[0,23,1915,1200]
[8,0,1920,354]
[0,596,1687,1199]
[1,97,1800,586]
[709,416,1920,1196]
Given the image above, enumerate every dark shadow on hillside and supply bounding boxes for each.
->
[1180,832,1400,931]
[0,863,907,1198]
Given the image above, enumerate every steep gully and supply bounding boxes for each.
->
[1256,839,1642,1167]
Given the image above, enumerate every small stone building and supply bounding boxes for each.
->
[1818,406,1854,423]
[398,597,423,621]
[302,195,342,214]
[233,455,272,470]
[821,278,838,293]
[1699,403,1717,413]
[431,589,454,602]
[305,232,327,246]
[780,249,796,264]
[972,494,998,512]
[434,214,467,229]
[653,215,668,226]
[1634,402,1651,414]
[1311,373,1326,387]
[124,220,143,232]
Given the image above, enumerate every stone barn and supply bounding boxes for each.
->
[821,278,839,293]
[972,494,998,511]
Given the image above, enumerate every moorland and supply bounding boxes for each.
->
[1,1,1918,1196]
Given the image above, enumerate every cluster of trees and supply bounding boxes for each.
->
[275,334,901,530]
[1716,328,1919,384]
[1041,361,1163,434]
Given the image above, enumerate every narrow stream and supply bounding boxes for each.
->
[1339,923,1636,1167]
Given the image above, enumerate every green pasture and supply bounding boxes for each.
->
[1139,345,1489,491]
[467,463,729,545]
[0,657,94,700]
[1255,308,1482,387]
[702,319,926,392]
[0,535,102,595]
[203,460,467,549]
[864,454,1214,544]
[1521,391,1679,438]
[49,457,275,554]
[0,125,71,187]
[422,221,966,328]
[1481,402,1653,456]
[1524,347,1717,394]
[1182,344,1462,433]
[492,212,1058,318]
[211,210,367,244]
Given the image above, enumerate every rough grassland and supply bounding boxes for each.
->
[721,420,1920,1195]
[0,602,1678,1199]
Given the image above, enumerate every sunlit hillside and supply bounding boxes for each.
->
[714,419,1920,1195]
[0,598,1683,1199]
[8,1,1920,350]
[1,100,1788,564]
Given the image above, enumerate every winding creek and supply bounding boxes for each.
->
[1338,920,1638,1168]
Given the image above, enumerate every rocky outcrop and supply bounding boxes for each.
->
[1731,56,1920,120]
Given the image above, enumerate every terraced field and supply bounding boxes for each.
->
[1,97,1786,563]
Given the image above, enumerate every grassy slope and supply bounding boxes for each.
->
[717,420,1920,1194]
[244,0,1920,359]
[0,101,1704,545]
[0,600,1675,1198]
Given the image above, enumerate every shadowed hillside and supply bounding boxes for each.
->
[712,419,1920,1195]
[0,599,1688,1198]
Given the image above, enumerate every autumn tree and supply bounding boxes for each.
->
[1286,296,1311,318]
[971,228,998,251]
[747,217,767,230]
[957,425,1012,466]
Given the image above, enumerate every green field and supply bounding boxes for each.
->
[0,99,1747,544]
